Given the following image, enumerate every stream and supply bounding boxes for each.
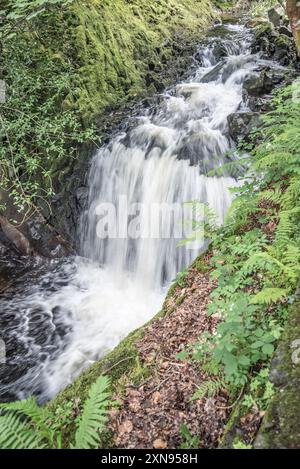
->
[0,21,285,402]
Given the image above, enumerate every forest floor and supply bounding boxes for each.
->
[109,259,230,449]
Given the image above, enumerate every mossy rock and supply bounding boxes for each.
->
[254,299,300,449]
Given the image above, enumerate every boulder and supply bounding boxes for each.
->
[246,95,273,113]
[268,5,285,27]
[278,25,293,38]
[243,71,273,97]
[200,61,225,83]
[227,111,262,142]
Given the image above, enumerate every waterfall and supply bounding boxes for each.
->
[0,23,257,401]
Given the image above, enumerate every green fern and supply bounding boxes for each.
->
[250,288,288,305]
[0,411,46,449]
[0,397,55,444]
[74,375,111,449]
[0,375,112,449]
[191,378,225,401]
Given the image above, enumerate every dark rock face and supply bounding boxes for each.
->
[227,111,262,142]
[243,68,288,100]
[251,21,298,66]
[278,25,293,38]
[26,215,70,258]
[243,71,273,97]
[254,298,300,449]
[268,5,286,27]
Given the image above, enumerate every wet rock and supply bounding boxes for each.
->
[268,5,285,28]
[27,215,69,259]
[200,61,224,83]
[212,42,228,61]
[274,34,295,66]
[251,21,297,67]
[243,71,273,97]
[0,216,32,256]
[75,187,88,210]
[0,241,11,256]
[227,111,262,142]
[278,25,293,38]
[247,95,272,113]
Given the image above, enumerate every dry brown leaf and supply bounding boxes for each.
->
[152,391,161,404]
[153,438,167,449]
[118,420,133,435]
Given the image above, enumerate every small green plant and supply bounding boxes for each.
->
[179,424,201,449]
[242,368,275,412]
[191,378,226,401]
[233,439,252,450]
[172,268,189,288]
[0,375,112,449]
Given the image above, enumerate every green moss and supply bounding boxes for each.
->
[26,0,217,123]
[254,299,300,449]
[192,255,211,274]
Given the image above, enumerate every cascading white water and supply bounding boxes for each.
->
[0,23,262,401]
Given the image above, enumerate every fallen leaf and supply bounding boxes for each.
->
[153,438,167,449]
[152,391,161,404]
[118,420,133,435]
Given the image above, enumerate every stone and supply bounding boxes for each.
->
[243,71,273,97]
[200,61,225,83]
[268,5,285,27]
[247,95,272,113]
[254,299,300,448]
[75,186,88,210]
[227,111,262,142]
[0,240,11,256]
[278,25,293,38]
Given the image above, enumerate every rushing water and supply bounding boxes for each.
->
[0,23,270,401]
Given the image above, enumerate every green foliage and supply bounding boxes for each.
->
[242,367,275,412]
[249,0,278,18]
[0,0,74,39]
[179,424,200,449]
[233,440,252,450]
[0,376,112,449]
[191,377,226,401]
[172,268,189,288]
[0,34,97,213]
[180,84,300,386]
[0,411,46,449]
[74,376,111,449]
[0,0,216,215]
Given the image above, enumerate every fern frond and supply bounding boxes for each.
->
[250,288,288,305]
[74,375,111,449]
[282,177,300,209]
[0,412,46,449]
[0,397,53,444]
[259,188,282,206]
[191,378,225,401]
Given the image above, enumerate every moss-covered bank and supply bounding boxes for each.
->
[1,0,218,245]
[3,0,218,124]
